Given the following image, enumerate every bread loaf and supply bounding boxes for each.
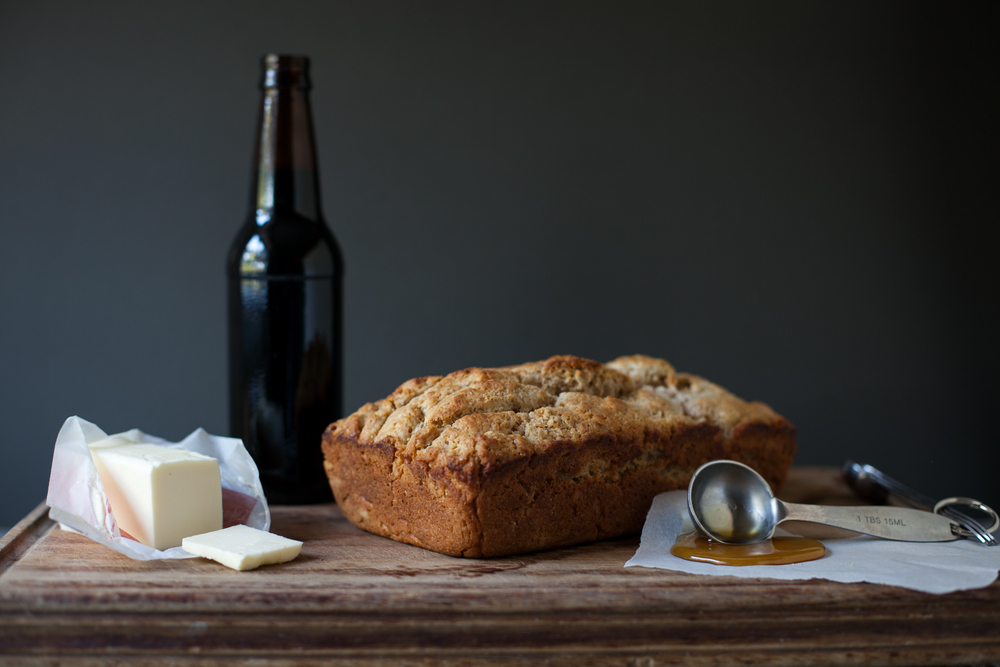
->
[321,355,795,557]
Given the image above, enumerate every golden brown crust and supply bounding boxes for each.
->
[322,354,796,557]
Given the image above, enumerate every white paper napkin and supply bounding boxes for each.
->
[625,491,1000,594]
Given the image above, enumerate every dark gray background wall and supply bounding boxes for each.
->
[1,2,997,531]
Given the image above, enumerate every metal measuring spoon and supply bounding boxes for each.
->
[842,460,998,546]
[687,460,960,545]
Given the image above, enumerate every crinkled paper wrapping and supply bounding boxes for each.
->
[626,491,1000,594]
[45,416,269,560]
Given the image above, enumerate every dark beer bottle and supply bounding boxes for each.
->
[227,54,342,504]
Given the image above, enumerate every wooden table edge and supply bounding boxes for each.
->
[0,502,54,578]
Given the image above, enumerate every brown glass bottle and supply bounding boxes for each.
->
[227,54,342,504]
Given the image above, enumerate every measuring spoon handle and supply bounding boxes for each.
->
[780,501,958,542]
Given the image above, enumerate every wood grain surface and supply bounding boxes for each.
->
[1,467,999,666]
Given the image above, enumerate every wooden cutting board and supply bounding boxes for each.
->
[2,466,998,666]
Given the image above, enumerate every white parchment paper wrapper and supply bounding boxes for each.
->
[45,416,269,560]
[626,491,1000,594]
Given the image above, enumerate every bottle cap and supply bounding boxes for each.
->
[261,54,311,90]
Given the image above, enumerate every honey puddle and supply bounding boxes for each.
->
[671,532,826,566]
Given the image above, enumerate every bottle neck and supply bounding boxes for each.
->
[249,56,322,224]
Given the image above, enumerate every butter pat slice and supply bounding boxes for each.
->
[182,525,302,571]
[90,443,222,550]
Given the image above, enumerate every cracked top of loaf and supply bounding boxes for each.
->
[326,354,790,476]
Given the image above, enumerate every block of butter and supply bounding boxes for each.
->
[182,525,302,571]
[89,440,223,550]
